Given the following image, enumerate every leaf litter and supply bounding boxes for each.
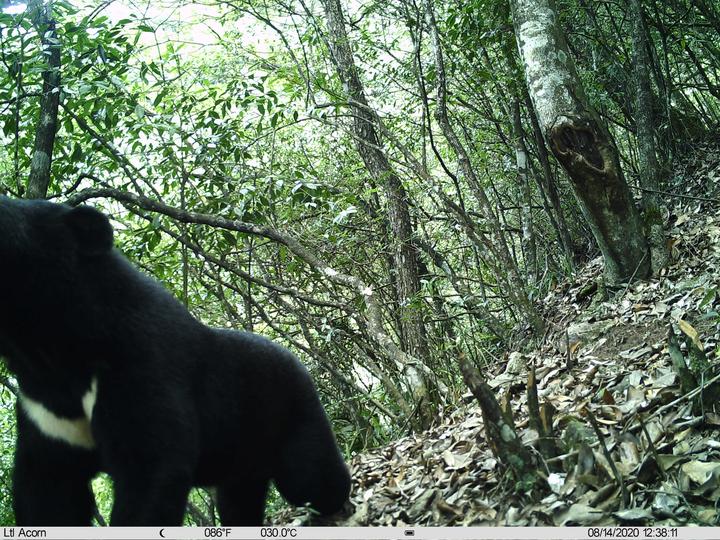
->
[270,140,720,527]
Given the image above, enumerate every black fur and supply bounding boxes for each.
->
[0,196,351,526]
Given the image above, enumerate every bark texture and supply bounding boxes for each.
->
[631,0,669,273]
[512,100,537,284]
[511,0,650,284]
[458,351,536,485]
[523,90,574,262]
[321,0,434,424]
[26,1,61,200]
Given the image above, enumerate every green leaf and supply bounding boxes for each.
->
[147,231,161,251]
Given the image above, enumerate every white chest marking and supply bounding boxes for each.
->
[81,378,98,421]
[20,378,98,450]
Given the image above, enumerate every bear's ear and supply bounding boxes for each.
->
[64,206,114,255]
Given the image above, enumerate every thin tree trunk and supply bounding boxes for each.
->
[511,0,650,285]
[414,238,507,341]
[26,1,61,200]
[457,351,536,479]
[423,0,544,334]
[576,0,634,127]
[631,0,669,273]
[523,90,574,262]
[68,187,437,427]
[320,0,434,426]
[512,99,537,285]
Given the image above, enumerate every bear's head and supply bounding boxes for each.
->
[0,196,114,331]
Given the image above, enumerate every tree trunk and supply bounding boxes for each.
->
[631,0,669,273]
[68,186,439,429]
[510,0,650,285]
[423,0,544,334]
[523,89,574,262]
[26,1,61,200]
[457,351,536,484]
[512,99,537,285]
[320,0,434,426]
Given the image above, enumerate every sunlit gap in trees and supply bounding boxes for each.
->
[2,2,26,15]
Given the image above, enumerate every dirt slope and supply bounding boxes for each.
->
[272,140,720,527]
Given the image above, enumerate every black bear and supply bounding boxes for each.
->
[0,196,351,526]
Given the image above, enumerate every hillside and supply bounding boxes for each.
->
[272,140,720,527]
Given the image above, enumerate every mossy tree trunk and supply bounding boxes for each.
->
[631,0,669,273]
[523,90,574,264]
[26,1,61,200]
[510,0,650,284]
[321,0,435,427]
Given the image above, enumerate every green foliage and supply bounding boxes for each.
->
[91,474,114,525]
[1,0,720,524]
[0,373,15,525]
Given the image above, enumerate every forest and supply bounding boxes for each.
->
[1,0,720,528]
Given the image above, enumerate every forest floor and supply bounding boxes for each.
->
[271,140,720,527]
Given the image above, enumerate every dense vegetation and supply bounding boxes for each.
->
[1,0,719,525]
